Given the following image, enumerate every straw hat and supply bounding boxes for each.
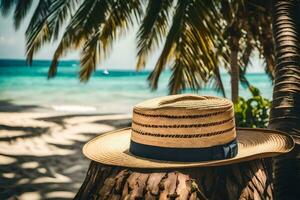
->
[83,94,294,168]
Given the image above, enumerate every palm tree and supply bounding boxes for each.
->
[0,0,229,96]
[268,0,300,199]
[221,0,275,103]
[1,0,299,198]
[136,0,230,95]
[0,0,274,98]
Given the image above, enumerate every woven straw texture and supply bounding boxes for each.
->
[83,94,294,168]
[83,128,294,168]
[132,95,235,148]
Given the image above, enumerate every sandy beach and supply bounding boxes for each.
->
[0,107,131,199]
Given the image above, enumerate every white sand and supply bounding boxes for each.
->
[0,112,131,200]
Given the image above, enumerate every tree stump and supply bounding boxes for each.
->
[75,159,273,200]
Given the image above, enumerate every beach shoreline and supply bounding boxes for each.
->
[0,107,132,199]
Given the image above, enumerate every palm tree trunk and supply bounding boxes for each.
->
[231,47,239,103]
[75,159,273,200]
[269,0,300,199]
[229,25,241,103]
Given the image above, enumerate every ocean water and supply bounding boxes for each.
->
[0,59,273,113]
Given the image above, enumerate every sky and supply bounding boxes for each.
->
[0,4,160,70]
[0,4,263,72]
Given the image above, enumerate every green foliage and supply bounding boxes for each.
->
[0,1,275,96]
[0,0,259,95]
[234,87,271,128]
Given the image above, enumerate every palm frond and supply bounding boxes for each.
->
[148,0,185,90]
[100,0,143,58]
[13,0,34,29]
[51,0,143,80]
[25,0,57,64]
[48,0,81,40]
[213,67,226,97]
[48,0,111,78]
[3,0,275,97]
[136,0,172,70]
[149,0,225,94]
[220,0,275,94]
[239,39,253,88]
[26,0,51,36]
[0,0,16,16]
[169,62,186,95]
[0,0,34,29]
[80,30,101,81]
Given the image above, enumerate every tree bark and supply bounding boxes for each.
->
[231,48,239,103]
[75,159,273,200]
[229,24,241,104]
[269,0,300,199]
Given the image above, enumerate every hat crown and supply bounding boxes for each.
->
[83,93,294,167]
[131,94,236,148]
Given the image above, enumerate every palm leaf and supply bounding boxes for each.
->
[149,0,225,94]
[0,0,16,16]
[147,0,184,90]
[48,0,111,78]
[53,0,143,80]
[80,0,143,81]
[25,0,76,64]
[100,0,143,58]
[136,0,172,70]
[213,67,226,97]
[13,0,34,29]
[48,0,81,40]
[0,0,35,29]
[26,0,51,37]
[80,30,101,81]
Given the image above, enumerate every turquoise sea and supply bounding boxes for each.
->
[0,59,273,113]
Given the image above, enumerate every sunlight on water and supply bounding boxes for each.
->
[0,60,272,113]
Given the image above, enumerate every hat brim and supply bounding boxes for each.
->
[83,127,294,169]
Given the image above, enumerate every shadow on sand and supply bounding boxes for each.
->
[0,100,44,112]
[0,112,131,199]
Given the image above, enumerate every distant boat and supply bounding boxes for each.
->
[102,69,109,75]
